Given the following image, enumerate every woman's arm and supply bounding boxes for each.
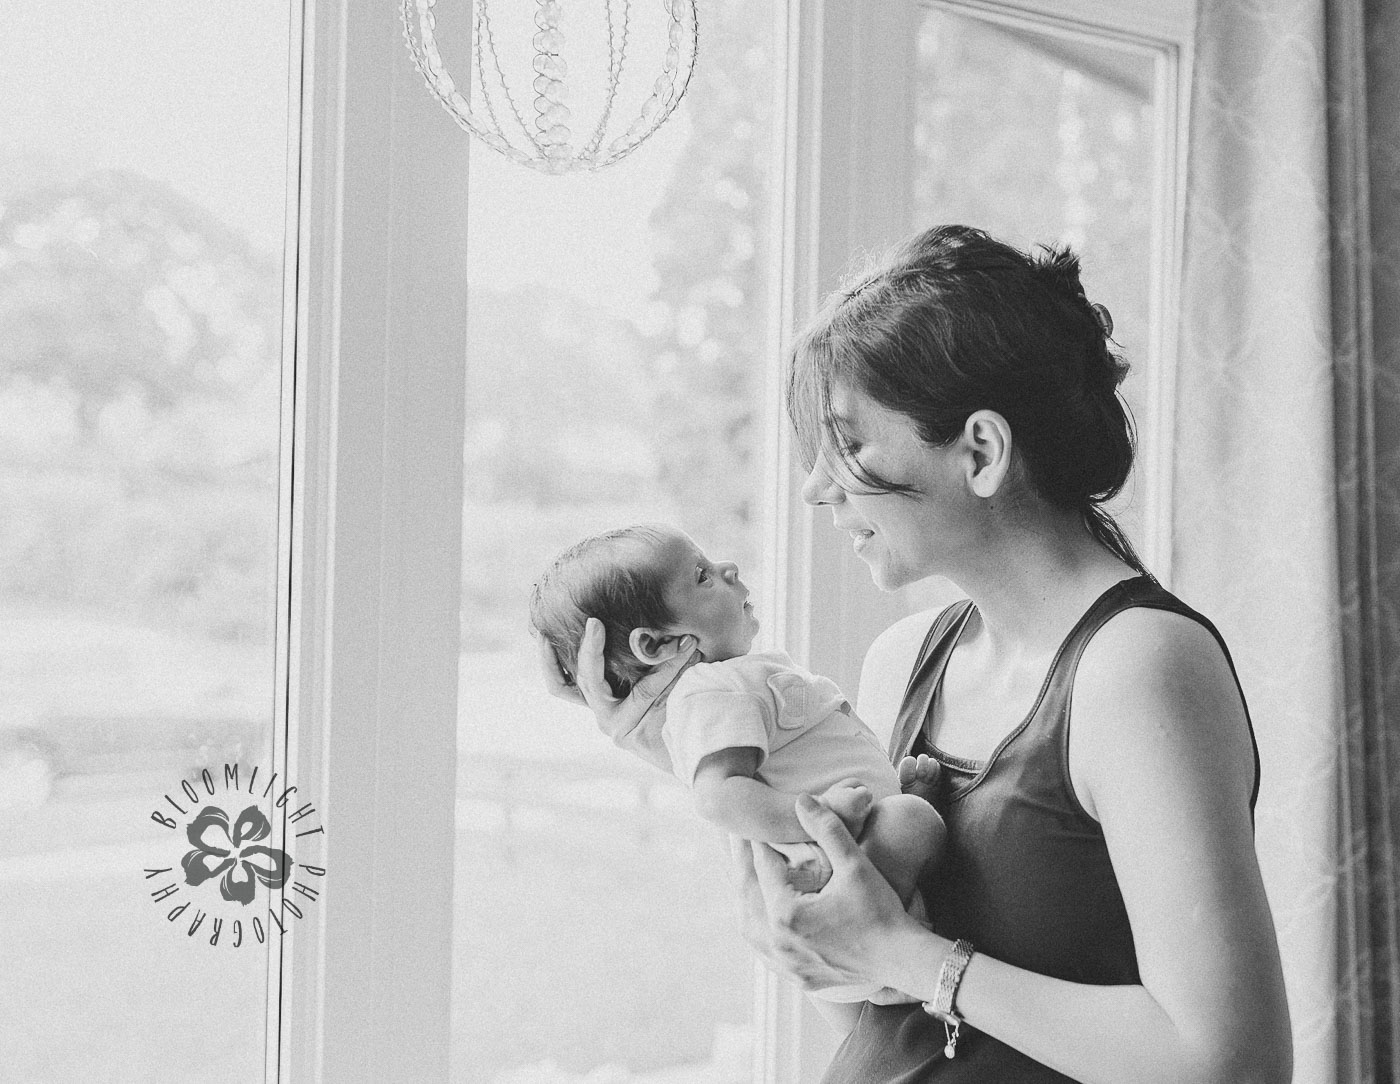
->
[748,610,1292,1084]
[726,833,868,1039]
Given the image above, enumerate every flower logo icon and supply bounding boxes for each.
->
[181,805,293,906]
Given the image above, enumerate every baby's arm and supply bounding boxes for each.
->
[691,746,813,843]
[690,747,921,861]
[692,745,944,910]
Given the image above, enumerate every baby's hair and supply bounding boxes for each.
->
[530,524,679,699]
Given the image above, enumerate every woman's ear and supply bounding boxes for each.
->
[962,409,1013,498]
[628,627,690,665]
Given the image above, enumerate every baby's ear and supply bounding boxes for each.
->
[628,627,691,665]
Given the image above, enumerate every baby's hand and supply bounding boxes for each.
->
[897,754,942,803]
[817,779,874,837]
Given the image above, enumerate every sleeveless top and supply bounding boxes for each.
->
[820,575,1261,1083]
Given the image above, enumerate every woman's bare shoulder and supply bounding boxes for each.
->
[855,607,948,748]
[1071,604,1255,817]
[1076,603,1239,696]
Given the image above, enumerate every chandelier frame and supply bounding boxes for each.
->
[401,0,700,174]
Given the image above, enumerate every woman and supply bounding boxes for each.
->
[541,225,1292,1083]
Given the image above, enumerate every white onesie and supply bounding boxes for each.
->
[661,650,899,801]
[658,649,904,1003]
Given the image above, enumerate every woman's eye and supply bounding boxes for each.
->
[831,436,862,459]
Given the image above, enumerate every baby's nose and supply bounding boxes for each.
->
[716,561,740,583]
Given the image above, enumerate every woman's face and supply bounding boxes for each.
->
[800,383,978,591]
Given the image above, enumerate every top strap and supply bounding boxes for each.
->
[886,600,974,763]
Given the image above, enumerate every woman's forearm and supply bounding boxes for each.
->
[880,925,1290,1084]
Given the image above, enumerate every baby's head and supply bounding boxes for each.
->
[530,524,760,698]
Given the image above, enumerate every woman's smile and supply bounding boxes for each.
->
[801,385,969,590]
[839,523,877,554]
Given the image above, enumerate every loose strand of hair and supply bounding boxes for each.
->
[1084,505,1154,581]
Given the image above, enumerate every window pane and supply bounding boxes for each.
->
[0,1,293,1080]
[905,6,1163,606]
[452,2,776,1080]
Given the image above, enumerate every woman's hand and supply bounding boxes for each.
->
[537,617,698,771]
[729,832,793,975]
[740,793,919,994]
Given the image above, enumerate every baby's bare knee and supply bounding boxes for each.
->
[859,794,947,902]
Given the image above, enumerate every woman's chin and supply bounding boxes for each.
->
[855,551,899,591]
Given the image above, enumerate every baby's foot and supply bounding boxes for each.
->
[769,841,832,893]
[819,779,875,836]
[898,753,942,804]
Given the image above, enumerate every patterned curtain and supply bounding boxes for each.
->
[1177,1,1400,1081]
[1174,2,1340,1083]
[1330,1,1400,1080]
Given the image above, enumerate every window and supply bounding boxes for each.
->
[788,0,1190,689]
[2,0,1193,1079]
[298,0,1190,1076]
[452,2,780,1078]
[906,2,1177,602]
[0,0,295,1079]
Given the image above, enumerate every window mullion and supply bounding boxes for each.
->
[766,1,921,1081]
[285,0,468,1078]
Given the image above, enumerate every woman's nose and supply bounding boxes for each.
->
[801,455,844,506]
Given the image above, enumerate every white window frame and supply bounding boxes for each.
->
[274,0,1194,1080]
[278,0,467,1077]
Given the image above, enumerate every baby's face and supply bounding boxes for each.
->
[652,531,759,662]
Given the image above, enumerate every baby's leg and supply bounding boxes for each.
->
[769,841,832,893]
[771,780,875,893]
[857,793,946,906]
[818,778,946,905]
[801,780,945,1007]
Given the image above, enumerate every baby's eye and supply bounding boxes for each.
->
[696,565,710,583]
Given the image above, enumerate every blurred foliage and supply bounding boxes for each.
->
[462,0,774,650]
[642,0,773,577]
[3,0,776,657]
[913,12,1157,543]
[464,286,653,506]
[0,169,280,434]
[0,167,280,641]
[461,289,666,652]
[913,13,1153,382]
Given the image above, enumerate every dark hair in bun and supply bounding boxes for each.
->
[787,223,1146,575]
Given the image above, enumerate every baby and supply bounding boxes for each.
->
[530,524,946,1000]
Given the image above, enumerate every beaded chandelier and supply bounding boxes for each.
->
[401,0,699,175]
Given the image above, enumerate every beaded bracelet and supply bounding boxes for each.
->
[922,938,975,1058]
